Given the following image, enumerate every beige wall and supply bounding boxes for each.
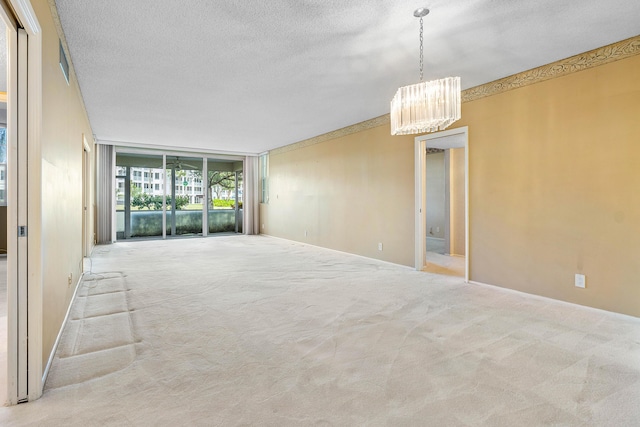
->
[450,148,465,256]
[263,50,640,317]
[426,152,445,239]
[262,125,415,266]
[457,52,640,317]
[35,0,95,366]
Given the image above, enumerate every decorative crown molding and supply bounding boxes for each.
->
[271,34,640,156]
[270,114,390,156]
[462,34,640,102]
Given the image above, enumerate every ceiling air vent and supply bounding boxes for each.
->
[59,40,70,85]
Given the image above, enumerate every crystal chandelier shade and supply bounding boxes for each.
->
[390,76,461,135]
[390,8,461,136]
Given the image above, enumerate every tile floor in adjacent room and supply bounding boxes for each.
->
[425,237,465,278]
[0,236,638,426]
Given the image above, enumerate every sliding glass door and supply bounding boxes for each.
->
[115,151,243,240]
[166,156,203,237]
[206,159,243,234]
[115,153,164,239]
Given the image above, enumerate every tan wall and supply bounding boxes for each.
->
[262,125,415,266]
[35,0,95,366]
[456,52,640,317]
[450,148,465,256]
[263,50,640,317]
[426,152,445,239]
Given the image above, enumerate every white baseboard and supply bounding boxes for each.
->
[468,280,638,320]
[259,234,414,270]
[42,270,84,385]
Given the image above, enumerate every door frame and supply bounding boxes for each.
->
[415,126,469,282]
[2,2,19,406]
[82,135,92,256]
[5,0,43,404]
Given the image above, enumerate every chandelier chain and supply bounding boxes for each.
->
[390,7,462,135]
[419,16,424,81]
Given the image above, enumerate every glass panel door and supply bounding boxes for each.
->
[115,153,164,240]
[166,156,203,237]
[235,171,243,233]
[206,159,243,234]
[115,166,126,239]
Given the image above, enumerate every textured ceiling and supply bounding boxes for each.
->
[54,0,640,155]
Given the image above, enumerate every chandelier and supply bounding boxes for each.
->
[390,8,461,135]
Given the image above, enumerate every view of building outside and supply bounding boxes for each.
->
[114,157,244,238]
[116,166,243,211]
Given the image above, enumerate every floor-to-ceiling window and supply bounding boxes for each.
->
[115,151,243,240]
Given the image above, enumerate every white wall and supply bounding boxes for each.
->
[450,148,465,256]
[426,151,445,239]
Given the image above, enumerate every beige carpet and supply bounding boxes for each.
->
[0,235,639,425]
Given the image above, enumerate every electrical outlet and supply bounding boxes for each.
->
[436,226,440,233]
[304,230,308,237]
[261,223,264,229]
[575,274,586,289]
[378,243,383,251]
[68,273,73,286]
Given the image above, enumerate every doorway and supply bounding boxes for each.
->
[415,127,469,281]
[82,136,92,256]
